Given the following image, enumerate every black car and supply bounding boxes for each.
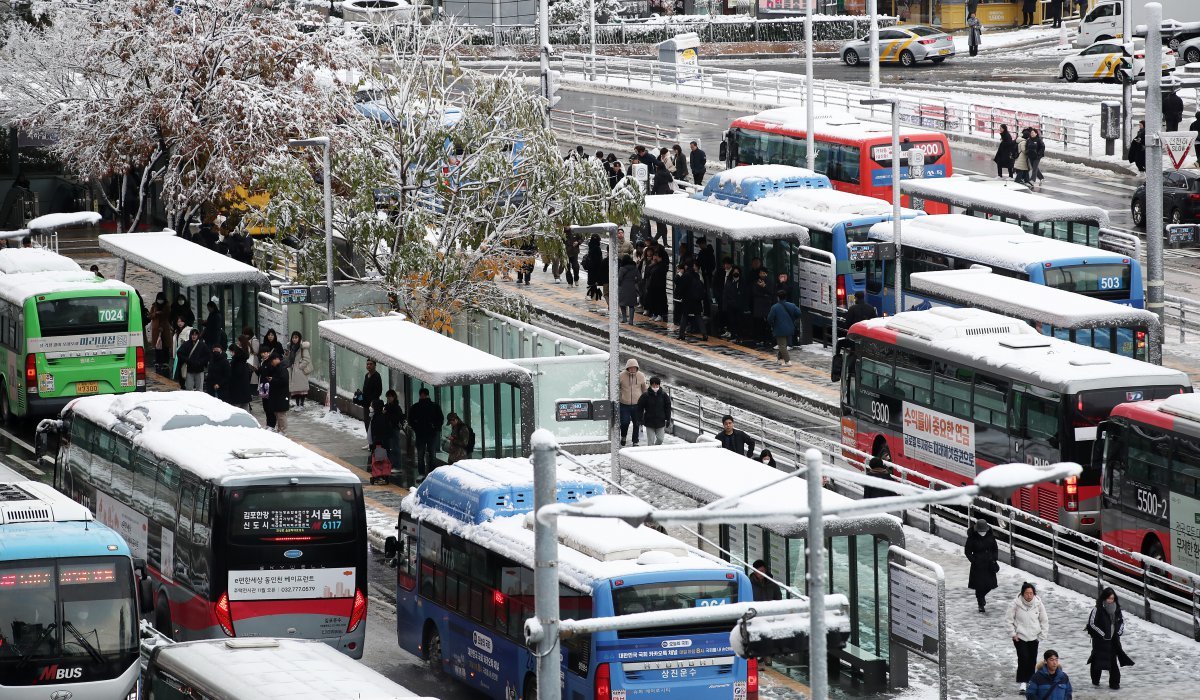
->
[1131,169,1200,227]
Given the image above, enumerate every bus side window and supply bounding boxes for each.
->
[111,437,134,502]
[1172,438,1200,499]
[176,480,197,585]
[154,462,181,525]
[92,430,115,490]
[1020,393,1059,448]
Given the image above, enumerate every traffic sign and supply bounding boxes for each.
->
[1161,131,1196,170]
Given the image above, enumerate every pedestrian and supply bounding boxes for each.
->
[1025,649,1073,700]
[751,268,774,347]
[1014,128,1032,184]
[757,449,776,467]
[517,239,536,285]
[766,289,804,366]
[721,265,746,341]
[226,343,253,411]
[241,326,260,377]
[652,165,674,195]
[1128,120,1147,173]
[1049,0,1062,28]
[1086,587,1133,690]
[617,254,640,324]
[260,328,284,358]
[368,399,393,485]
[268,353,290,434]
[750,560,781,601]
[286,331,312,407]
[179,328,209,392]
[1163,88,1185,131]
[634,145,662,173]
[608,160,625,189]
[619,358,649,447]
[204,342,229,400]
[660,147,675,177]
[717,414,756,457]
[1028,128,1046,186]
[446,412,475,464]
[383,389,406,483]
[966,0,979,16]
[148,292,171,372]
[671,144,688,182]
[1021,0,1035,26]
[967,13,982,56]
[965,518,999,612]
[359,359,383,447]
[564,229,582,287]
[170,294,195,330]
[1191,111,1200,166]
[994,125,1017,177]
[637,376,672,446]
[584,234,606,302]
[1006,582,1050,694]
[646,250,669,322]
[201,297,223,348]
[1073,0,1086,17]
[697,237,716,291]
[689,141,707,186]
[408,387,445,480]
[862,456,895,498]
[676,262,708,342]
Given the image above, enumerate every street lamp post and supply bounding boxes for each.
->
[1144,2,1165,323]
[805,0,815,170]
[289,136,337,412]
[869,0,879,94]
[570,223,620,480]
[861,98,902,313]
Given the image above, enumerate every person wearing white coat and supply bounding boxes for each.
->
[1006,581,1050,693]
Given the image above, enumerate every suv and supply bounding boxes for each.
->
[1131,169,1200,227]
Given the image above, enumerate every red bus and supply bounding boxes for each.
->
[839,307,1190,534]
[1098,394,1200,567]
[723,109,954,213]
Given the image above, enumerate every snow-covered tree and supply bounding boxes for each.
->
[0,0,366,232]
[248,19,643,331]
[547,0,628,28]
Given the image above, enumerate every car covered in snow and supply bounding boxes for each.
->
[840,25,955,67]
[1058,38,1176,83]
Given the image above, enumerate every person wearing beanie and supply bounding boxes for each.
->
[1024,649,1072,700]
[965,518,999,612]
[1006,582,1050,693]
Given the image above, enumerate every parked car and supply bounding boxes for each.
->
[1180,35,1200,66]
[1059,38,1176,82]
[1131,169,1200,227]
[841,25,955,67]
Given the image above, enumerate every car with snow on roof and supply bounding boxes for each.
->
[1058,38,1175,83]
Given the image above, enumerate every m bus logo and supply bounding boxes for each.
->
[38,665,83,682]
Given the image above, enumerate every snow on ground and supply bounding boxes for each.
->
[951,25,1065,55]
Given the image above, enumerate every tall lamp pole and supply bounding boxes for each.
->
[869,0,879,94]
[805,0,815,170]
[1144,2,1165,323]
[861,98,902,313]
[289,136,337,412]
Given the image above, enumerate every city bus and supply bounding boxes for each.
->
[41,391,369,657]
[0,270,145,420]
[723,109,954,212]
[899,177,1110,248]
[909,269,1162,363]
[0,479,141,700]
[1097,394,1200,566]
[840,307,1191,533]
[390,458,758,700]
[865,214,1145,315]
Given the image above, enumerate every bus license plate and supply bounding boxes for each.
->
[76,381,99,394]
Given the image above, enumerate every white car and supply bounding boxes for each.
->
[1058,38,1176,82]
[1180,36,1200,66]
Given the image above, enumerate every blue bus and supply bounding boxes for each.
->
[391,459,758,700]
[865,214,1145,315]
[0,479,142,700]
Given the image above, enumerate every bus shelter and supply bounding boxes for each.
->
[899,177,1109,248]
[99,231,268,344]
[911,268,1164,364]
[619,442,908,693]
[318,316,535,458]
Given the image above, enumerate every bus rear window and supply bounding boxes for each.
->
[1069,386,1188,480]
[35,297,129,337]
[228,486,358,544]
[1043,264,1130,297]
[612,580,738,638]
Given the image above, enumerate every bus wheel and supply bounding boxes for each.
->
[522,673,537,700]
[154,599,172,638]
[0,384,12,425]
[424,625,445,675]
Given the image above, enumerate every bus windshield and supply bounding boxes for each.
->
[1069,387,1185,470]
[1043,264,1130,296]
[612,580,739,637]
[35,297,130,337]
[228,486,359,544]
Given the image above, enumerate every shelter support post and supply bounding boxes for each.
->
[516,376,536,456]
[806,447,827,700]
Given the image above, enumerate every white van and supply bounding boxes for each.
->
[142,638,437,700]
[1076,0,1200,48]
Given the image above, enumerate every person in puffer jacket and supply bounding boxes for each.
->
[1025,649,1072,700]
[1006,582,1050,694]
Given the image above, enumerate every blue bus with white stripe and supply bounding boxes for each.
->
[866,214,1145,315]
[390,458,758,700]
[0,480,141,700]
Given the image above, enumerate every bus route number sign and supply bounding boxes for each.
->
[556,400,592,422]
[847,242,896,262]
[280,285,310,304]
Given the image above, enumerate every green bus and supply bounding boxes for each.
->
[0,271,144,419]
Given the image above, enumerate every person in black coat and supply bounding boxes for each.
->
[965,519,999,612]
[178,329,210,392]
[201,298,224,348]
[383,389,408,484]
[204,343,230,400]
[689,141,707,186]
[1020,0,1035,26]
[170,295,195,330]
[676,264,708,342]
[368,399,393,485]
[652,167,674,195]
[750,560,781,602]
[862,456,896,498]
[584,234,607,302]
[267,354,291,434]
[994,125,1017,178]
[361,359,383,444]
[750,268,774,346]
[721,266,746,342]
[645,251,669,322]
[717,414,755,457]
[1087,587,1133,689]
[226,345,253,410]
[408,388,445,480]
[1164,89,1185,132]
[1128,121,1147,173]
[260,328,284,358]
[636,377,673,446]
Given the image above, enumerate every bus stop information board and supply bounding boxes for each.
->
[889,562,939,655]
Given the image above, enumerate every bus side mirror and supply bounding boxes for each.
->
[133,558,154,614]
[383,536,397,559]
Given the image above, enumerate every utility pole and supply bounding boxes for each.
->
[804,448,827,700]
[1145,2,1164,323]
[1122,0,1133,156]
[530,430,561,700]
[805,0,815,170]
[869,0,879,94]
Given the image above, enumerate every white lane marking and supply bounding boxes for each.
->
[10,455,43,477]
[0,427,34,453]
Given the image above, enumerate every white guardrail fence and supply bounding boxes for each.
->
[557,53,1095,156]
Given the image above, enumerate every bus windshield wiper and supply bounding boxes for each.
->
[16,623,55,668]
[63,621,103,663]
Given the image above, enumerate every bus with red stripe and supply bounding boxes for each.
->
[839,307,1190,534]
[723,109,954,213]
[41,391,369,657]
[1097,394,1200,567]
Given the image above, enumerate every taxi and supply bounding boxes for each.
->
[1058,38,1176,82]
[841,25,955,67]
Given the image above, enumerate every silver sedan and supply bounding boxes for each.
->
[841,25,956,67]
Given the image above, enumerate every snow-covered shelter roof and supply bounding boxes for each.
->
[0,248,81,274]
[619,443,904,542]
[743,189,923,233]
[899,177,1110,226]
[642,194,810,242]
[98,231,269,287]
[0,271,134,307]
[25,211,102,230]
[867,215,1128,271]
[910,269,1161,330]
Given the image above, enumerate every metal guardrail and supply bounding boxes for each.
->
[1165,293,1200,344]
[662,382,1200,640]
[559,53,1095,156]
[1099,226,1142,259]
[550,109,682,145]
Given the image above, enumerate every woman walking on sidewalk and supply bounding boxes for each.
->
[1006,582,1050,694]
[1086,587,1133,690]
[965,518,999,612]
[994,125,1016,177]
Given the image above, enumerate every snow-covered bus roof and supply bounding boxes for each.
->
[619,443,904,542]
[402,458,734,591]
[732,109,939,140]
[0,248,81,274]
[850,307,1189,392]
[642,193,810,242]
[910,269,1161,330]
[318,316,530,387]
[742,188,923,233]
[98,231,270,287]
[0,271,135,307]
[900,177,1110,227]
[867,215,1128,270]
[65,393,359,486]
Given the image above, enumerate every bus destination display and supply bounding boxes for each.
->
[238,507,348,535]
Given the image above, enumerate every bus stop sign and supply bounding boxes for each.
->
[847,242,897,262]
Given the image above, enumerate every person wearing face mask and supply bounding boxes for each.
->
[965,518,999,613]
[1024,649,1072,700]
[636,376,672,446]
[757,449,776,468]
[1086,587,1132,690]
[1006,582,1050,694]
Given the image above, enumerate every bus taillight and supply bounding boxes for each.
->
[1064,475,1079,512]
[836,275,847,308]
[1137,330,1146,349]
[747,657,759,699]
[135,347,146,387]
[215,591,235,636]
[594,662,611,700]
[347,588,367,633]
[24,354,36,394]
